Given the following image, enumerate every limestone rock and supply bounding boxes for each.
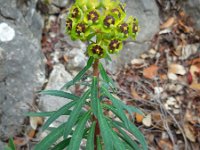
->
[52,0,70,8]
[40,64,73,127]
[183,0,200,29]
[0,0,45,139]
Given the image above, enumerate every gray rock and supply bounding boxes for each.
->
[0,0,45,139]
[0,23,15,42]
[52,0,70,8]
[67,48,87,70]
[104,0,159,73]
[40,64,73,127]
[0,47,5,81]
[0,141,5,150]
[183,0,200,29]
[125,0,160,43]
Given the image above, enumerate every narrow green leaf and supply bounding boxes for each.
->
[97,135,102,150]
[91,77,98,117]
[101,87,130,128]
[42,100,77,130]
[102,85,143,119]
[114,121,147,150]
[25,110,71,117]
[39,90,79,101]
[7,138,15,150]
[96,97,113,150]
[102,104,129,127]
[34,123,65,150]
[61,57,94,89]
[112,121,140,150]
[25,111,55,117]
[86,122,96,150]
[68,111,91,150]
[99,63,115,89]
[51,138,71,150]
[63,90,90,138]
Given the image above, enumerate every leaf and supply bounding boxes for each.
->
[160,17,175,29]
[91,77,98,117]
[112,122,140,150]
[86,122,96,150]
[63,90,90,138]
[143,65,158,79]
[39,90,79,101]
[97,135,102,150]
[25,111,55,117]
[25,110,72,117]
[68,111,91,150]
[30,116,43,130]
[190,83,200,91]
[142,114,152,127]
[42,100,77,130]
[110,129,126,150]
[34,123,65,150]
[61,57,94,89]
[7,138,16,150]
[96,96,113,150]
[184,123,196,142]
[99,63,109,83]
[102,86,144,117]
[99,63,115,89]
[189,64,200,84]
[27,129,36,139]
[114,121,148,150]
[168,64,186,75]
[136,113,144,123]
[52,138,71,150]
[98,99,126,150]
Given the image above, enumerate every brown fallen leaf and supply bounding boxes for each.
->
[30,116,43,130]
[143,65,158,79]
[27,129,36,139]
[158,139,173,150]
[189,65,200,84]
[135,113,144,123]
[160,17,175,29]
[130,86,141,99]
[184,123,196,142]
[178,19,193,33]
[168,64,186,75]
[190,83,200,91]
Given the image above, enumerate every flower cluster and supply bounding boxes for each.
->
[66,0,139,59]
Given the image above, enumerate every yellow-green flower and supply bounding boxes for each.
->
[69,5,82,20]
[88,43,106,58]
[127,16,139,40]
[108,39,123,53]
[66,18,73,32]
[103,15,115,28]
[85,9,100,25]
[110,5,126,24]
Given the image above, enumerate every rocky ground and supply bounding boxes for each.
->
[0,0,200,149]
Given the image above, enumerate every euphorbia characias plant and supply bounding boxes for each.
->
[27,0,147,150]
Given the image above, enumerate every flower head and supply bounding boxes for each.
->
[66,0,139,59]
[88,43,106,58]
[108,39,122,53]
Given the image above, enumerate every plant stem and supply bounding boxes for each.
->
[93,59,100,150]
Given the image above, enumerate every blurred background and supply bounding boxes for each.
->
[0,0,200,149]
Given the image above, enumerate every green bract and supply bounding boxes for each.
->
[66,0,139,59]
